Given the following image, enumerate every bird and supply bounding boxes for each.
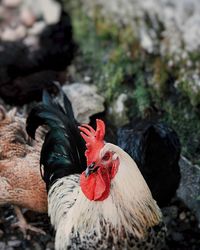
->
[0,105,47,235]
[0,10,76,105]
[117,118,181,207]
[26,89,167,250]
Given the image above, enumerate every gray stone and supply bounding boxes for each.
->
[171,232,184,242]
[7,240,21,247]
[177,156,200,225]
[162,205,178,225]
[46,242,54,250]
[0,242,6,250]
[108,93,128,127]
[62,83,105,124]
[0,230,3,239]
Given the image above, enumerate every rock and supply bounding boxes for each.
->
[162,206,178,225]
[20,8,36,27]
[62,83,105,124]
[1,25,26,41]
[0,230,4,239]
[81,0,200,54]
[179,211,186,221]
[2,0,21,8]
[40,0,61,24]
[0,242,6,250]
[7,240,21,247]
[32,242,42,250]
[0,6,4,17]
[108,93,128,127]
[1,28,17,41]
[28,21,46,36]
[171,232,184,242]
[23,35,39,48]
[46,242,54,250]
[177,156,200,225]
[14,25,26,40]
[84,75,91,83]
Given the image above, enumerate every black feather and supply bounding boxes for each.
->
[26,88,87,190]
[117,119,181,207]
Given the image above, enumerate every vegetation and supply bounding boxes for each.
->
[65,1,200,164]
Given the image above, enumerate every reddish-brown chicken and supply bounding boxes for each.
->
[0,106,47,235]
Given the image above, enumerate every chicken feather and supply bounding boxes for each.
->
[0,106,47,235]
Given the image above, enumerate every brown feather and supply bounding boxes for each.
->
[0,107,47,213]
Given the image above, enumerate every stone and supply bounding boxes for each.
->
[62,83,105,124]
[0,230,3,238]
[177,156,200,225]
[23,35,39,49]
[7,240,21,247]
[1,28,17,41]
[179,212,186,221]
[0,242,6,250]
[171,232,184,242]
[20,8,36,27]
[14,25,26,40]
[0,6,4,17]
[28,21,46,36]
[108,93,128,127]
[81,0,200,55]
[2,0,21,8]
[40,0,61,24]
[46,242,54,250]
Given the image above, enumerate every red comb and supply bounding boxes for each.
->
[79,119,105,165]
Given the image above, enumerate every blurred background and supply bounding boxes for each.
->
[0,0,200,249]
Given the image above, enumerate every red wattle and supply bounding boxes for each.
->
[80,168,111,201]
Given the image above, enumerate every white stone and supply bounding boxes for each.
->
[82,0,200,54]
[15,25,26,39]
[21,0,43,19]
[40,0,61,25]
[62,83,105,124]
[23,35,39,49]
[28,21,46,36]
[2,0,21,8]
[20,8,36,27]
[108,93,128,127]
[1,28,17,41]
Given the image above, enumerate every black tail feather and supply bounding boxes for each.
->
[26,87,86,190]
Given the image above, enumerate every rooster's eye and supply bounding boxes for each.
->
[102,152,111,161]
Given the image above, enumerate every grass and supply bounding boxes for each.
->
[65,1,200,165]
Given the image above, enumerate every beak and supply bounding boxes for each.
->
[85,162,95,177]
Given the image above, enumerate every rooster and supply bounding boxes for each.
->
[27,90,167,249]
[0,106,47,235]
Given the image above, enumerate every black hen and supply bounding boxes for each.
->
[117,119,181,207]
[0,10,76,105]
[26,89,86,190]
